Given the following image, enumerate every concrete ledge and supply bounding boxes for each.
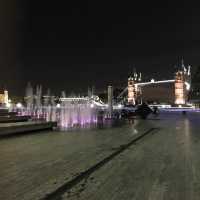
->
[0,121,57,137]
[0,116,31,123]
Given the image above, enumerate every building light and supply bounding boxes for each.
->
[151,79,155,83]
[117,104,122,108]
[185,82,191,91]
[16,103,22,108]
[56,103,61,108]
[6,103,11,108]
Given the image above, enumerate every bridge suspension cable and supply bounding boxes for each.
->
[117,87,128,99]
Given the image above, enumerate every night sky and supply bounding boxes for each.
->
[1,1,200,96]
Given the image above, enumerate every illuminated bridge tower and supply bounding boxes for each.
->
[0,89,9,106]
[174,60,191,105]
[128,77,135,104]
[128,72,142,105]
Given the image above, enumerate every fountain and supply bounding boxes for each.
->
[59,98,97,129]
[18,83,100,129]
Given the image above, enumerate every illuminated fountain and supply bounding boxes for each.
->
[58,98,97,129]
[20,83,100,129]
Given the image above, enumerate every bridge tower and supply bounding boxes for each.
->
[127,72,142,105]
[128,77,135,105]
[174,60,191,105]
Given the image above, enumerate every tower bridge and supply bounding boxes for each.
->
[118,61,191,105]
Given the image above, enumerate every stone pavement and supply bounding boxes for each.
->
[0,113,200,200]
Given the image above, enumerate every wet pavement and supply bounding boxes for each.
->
[0,112,200,200]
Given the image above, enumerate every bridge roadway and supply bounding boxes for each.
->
[0,113,200,200]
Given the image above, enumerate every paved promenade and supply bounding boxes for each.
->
[0,113,200,200]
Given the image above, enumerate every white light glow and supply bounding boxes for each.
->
[149,104,171,108]
[16,103,22,108]
[151,79,155,83]
[136,79,175,86]
[117,104,122,108]
[56,103,61,108]
[186,103,195,108]
[6,103,11,108]
[90,104,94,108]
[185,82,191,91]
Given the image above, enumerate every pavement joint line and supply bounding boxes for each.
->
[40,127,159,200]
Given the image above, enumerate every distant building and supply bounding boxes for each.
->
[0,89,9,106]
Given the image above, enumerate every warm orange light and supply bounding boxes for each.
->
[174,72,185,105]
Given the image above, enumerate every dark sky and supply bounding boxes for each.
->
[2,0,200,96]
